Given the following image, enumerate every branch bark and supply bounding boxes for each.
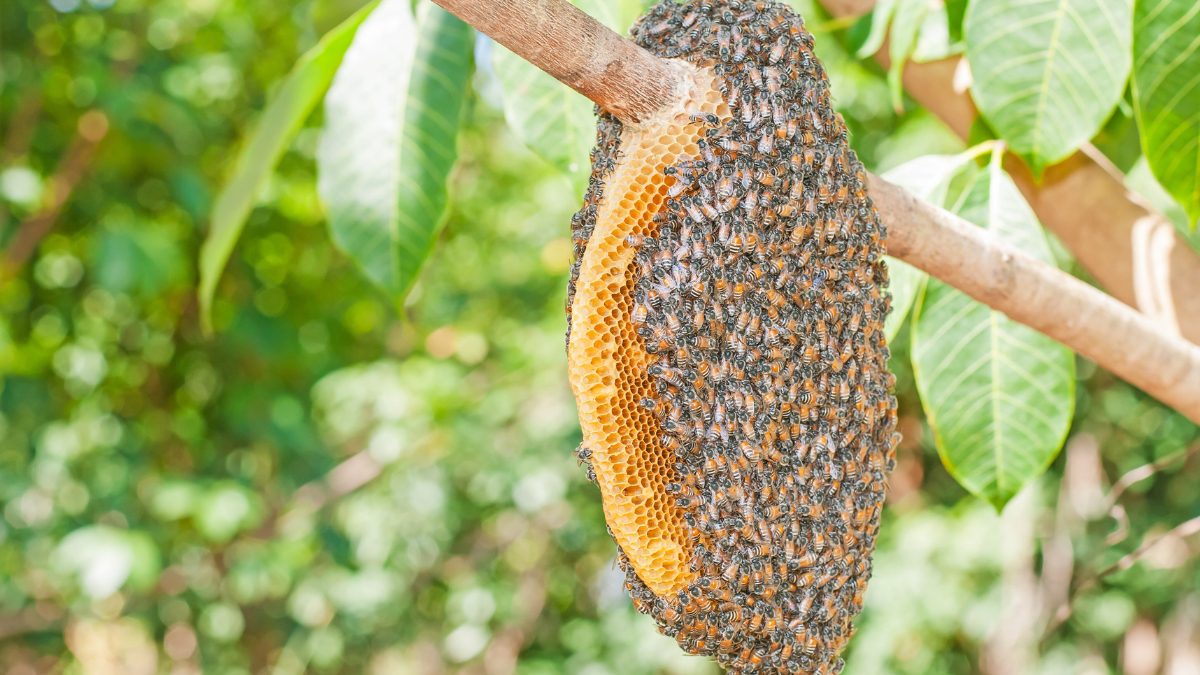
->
[817,0,1200,345]
[433,0,684,123]
[872,175,1200,423]
[433,0,1200,423]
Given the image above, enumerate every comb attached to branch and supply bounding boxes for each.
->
[566,2,896,672]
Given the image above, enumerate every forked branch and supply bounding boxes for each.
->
[431,0,1200,423]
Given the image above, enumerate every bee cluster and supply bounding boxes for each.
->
[566,1,898,672]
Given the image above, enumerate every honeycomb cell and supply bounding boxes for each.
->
[567,88,726,597]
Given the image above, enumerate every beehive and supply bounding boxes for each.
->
[567,73,727,596]
[566,1,899,672]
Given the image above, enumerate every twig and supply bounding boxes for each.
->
[0,90,43,233]
[1107,504,1131,547]
[1103,443,1200,546]
[1045,514,1200,636]
[817,0,1200,345]
[1039,443,1200,640]
[1106,444,1200,509]
[1,110,110,277]
[1,90,42,163]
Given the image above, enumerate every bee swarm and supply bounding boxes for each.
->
[565,1,899,673]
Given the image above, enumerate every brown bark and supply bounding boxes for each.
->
[872,174,1200,424]
[432,0,685,123]
[818,0,1200,345]
[432,0,1200,422]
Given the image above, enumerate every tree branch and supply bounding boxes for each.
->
[434,0,685,123]
[873,175,1200,423]
[432,0,1200,423]
[817,0,1200,345]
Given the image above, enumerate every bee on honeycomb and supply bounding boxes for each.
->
[565,1,899,672]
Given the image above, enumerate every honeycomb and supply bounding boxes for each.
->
[566,1,899,673]
[567,77,727,597]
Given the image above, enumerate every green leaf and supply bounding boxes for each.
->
[1132,0,1200,228]
[883,150,980,204]
[317,0,474,298]
[197,1,379,333]
[965,0,1133,173]
[853,0,956,111]
[856,0,898,58]
[490,49,593,186]
[913,1,960,63]
[880,152,982,340]
[945,0,969,43]
[490,0,629,186]
[884,257,925,343]
[911,151,1075,508]
[888,0,931,111]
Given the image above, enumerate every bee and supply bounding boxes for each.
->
[757,131,775,155]
[733,37,751,64]
[768,41,785,64]
[722,561,741,582]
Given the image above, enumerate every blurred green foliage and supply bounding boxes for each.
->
[1,0,1197,673]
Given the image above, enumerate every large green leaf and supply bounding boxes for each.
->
[853,0,957,112]
[880,152,981,341]
[317,0,474,298]
[965,0,1133,173]
[1132,0,1200,228]
[490,0,636,187]
[197,1,378,333]
[911,151,1075,508]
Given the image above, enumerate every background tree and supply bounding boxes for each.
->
[1,0,1198,673]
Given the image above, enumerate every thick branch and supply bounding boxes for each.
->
[433,0,1200,423]
[432,0,683,123]
[872,175,1200,424]
[818,0,1200,345]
